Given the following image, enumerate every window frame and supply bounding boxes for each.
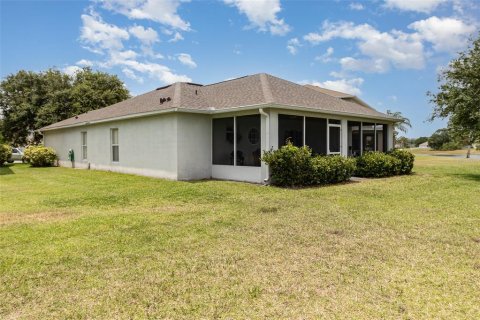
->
[327,120,342,155]
[111,128,119,163]
[211,114,261,167]
[81,131,88,161]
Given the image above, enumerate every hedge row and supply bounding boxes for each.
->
[355,150,414,177]
[262,143,415,187]
[261,143,356,187]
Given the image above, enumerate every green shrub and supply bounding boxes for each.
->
[0,144,12,166]
[261,142,313,187]
[261,142,356,187]
[311,155,356,185]
[440,141,462,151]
[389,149,415,174]
[23,146,57,167]
[355,152,401,178]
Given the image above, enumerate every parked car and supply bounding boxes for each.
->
[7,147,24,163]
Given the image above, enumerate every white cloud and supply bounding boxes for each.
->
[224,0,290,35]
[78,10,191,85]
[304,21,425,72]
[304,78,364,95]
[340,57,390,73]
[110,49,139,62]
[168,32,184,42]
[349,3,364,10]
[141,46,164,59]
[122,68,144,83]
[408,16,476,53]
[63,65,82,76]
[114,58,192,83]
[129,25,159,45]
[314,46,334,62]
[76,59,93,67]
[384,0,447,13]
[286,37,301,55]
[80,12,130,52]
[177,53,197,68]
[329,71,346,78]
[101,0,191,31]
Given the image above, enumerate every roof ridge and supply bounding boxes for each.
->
[203,74,251,87]
[172,82,182,108]
[259,73,274,103]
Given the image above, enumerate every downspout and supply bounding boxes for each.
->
[259,108,270,184]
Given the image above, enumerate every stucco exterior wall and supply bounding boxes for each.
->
[176,113,212,180]
[43,107,396,183]
[43,114,178,179]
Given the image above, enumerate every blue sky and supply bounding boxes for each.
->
[1,0,479,137]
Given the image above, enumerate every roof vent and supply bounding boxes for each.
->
[75,116,79,119]
[160,97,171,104]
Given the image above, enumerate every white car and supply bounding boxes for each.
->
[7,147,24,163]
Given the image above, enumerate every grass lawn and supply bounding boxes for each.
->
[1,158,479,319]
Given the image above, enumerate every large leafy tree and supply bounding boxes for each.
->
[0,68,130,145]
[428,34,480,158]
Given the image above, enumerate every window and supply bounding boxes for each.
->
[12,148,18,154]
[212,117,234,165]
[111,128,119,162]
[305,117,327,155]
[375,124,384,152]
[278,114,303,147]
[236,115,261,166]
[328,123,341,154]
[212,116,261,167]
[81,132,87,160]
[347,121,361,156]
[362,123,375,153]
[382,124,388,152]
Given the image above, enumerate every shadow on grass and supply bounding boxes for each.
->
[450,173,480,182]
[0,164,14,175]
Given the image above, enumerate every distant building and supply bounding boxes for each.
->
[418,141,429,149]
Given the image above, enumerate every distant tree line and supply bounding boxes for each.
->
[428,34,480,157]
[0,68,130,145]
[398,128,478,151]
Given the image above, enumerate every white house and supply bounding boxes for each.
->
[40,73,397,183]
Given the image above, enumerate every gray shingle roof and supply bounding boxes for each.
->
[303,84,354,98]
[41,73,394,131]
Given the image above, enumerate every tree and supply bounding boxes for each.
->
[428,128,457,150]
[0,68,130,145]
[387,110,412,144]
[0,119,4,144]
[414,136,429,147]
[428,34,480,158]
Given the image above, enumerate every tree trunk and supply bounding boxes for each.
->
[466,145,471,158]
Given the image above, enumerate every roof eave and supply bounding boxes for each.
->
[40,103,398,132]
